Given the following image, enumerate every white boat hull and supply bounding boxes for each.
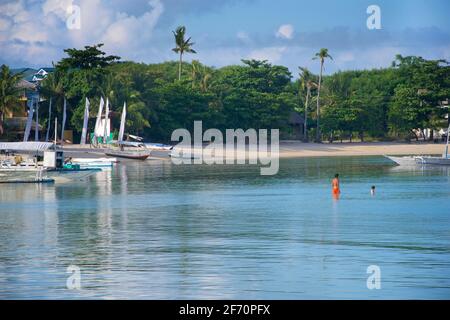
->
[415,156,450,165]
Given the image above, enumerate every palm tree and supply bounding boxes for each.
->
[40,67,66,140]
[0,65,22,136]
[40,68,66,109]
[313,48,333,142]
[299,67,317,142]
[172,26,196,81]
[191,60,212,92]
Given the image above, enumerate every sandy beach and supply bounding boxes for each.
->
[277,141,445,158]
[62,141,445,159]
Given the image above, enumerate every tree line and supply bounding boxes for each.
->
[0,26,449,143]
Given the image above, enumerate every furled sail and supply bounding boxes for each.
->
[80,97,90,145]
[118,102,126,142]
[103,97,110,142]
[94,97,104,138]
[23,98,34,142]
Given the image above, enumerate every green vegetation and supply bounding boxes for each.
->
[1,39,449,143]
[0,65,23,135]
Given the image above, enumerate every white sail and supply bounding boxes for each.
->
[94,97,104,137]
[61,97,67,144]
[45,98,52,142]
[80,97,90,145]
[103,97,110,142]
[23,98,34,142]
[118,102,126,142]
[34,97,39,141]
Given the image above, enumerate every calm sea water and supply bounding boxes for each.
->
[0,156,449,299]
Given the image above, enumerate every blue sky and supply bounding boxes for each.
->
[0,0,449,77]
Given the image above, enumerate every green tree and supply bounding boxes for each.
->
[172,26,196,81]
[298,67,317,141]
[313,48,333,142]
[58,43,120,70]
[0,65,22,136]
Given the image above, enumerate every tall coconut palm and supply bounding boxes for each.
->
[0,65,23,136]
[172,26,196,81]
[299,67,317,142]
[313,48,333,142]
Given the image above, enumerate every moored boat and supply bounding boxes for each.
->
[104,141,151,160]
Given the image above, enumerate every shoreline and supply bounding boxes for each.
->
[61,141,445,159]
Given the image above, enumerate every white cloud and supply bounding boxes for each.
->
[236,31,249,42]
[248,46,286,63]
[276,24,294,40]
[101,0,164,57]
[0,0,164,66]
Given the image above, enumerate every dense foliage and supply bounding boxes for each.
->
[1,43,449,143]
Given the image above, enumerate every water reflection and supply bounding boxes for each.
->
[0,156,449,299]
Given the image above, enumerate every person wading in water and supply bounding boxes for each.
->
[332,174,340,199]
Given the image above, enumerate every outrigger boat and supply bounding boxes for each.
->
[385,124,450,166]
[70,157,117,169]
[105,141,151,160]
[0,142,100,183]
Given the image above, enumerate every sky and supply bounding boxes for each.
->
[0,0,449,77]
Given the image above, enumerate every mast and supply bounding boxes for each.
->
[54,117,57,146]
[34,97,39,141]
[445,122,450,159]
[45,98,52,142]
[61,97,67,146]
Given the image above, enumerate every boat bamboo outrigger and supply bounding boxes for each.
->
[385,123,450,166]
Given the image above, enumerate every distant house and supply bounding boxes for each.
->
[287,112,305,140]
[3,67,53,140]
[31,68,55,82]
[12,67,54,84]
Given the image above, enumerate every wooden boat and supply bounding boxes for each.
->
[104,150,150,160]
[104,141,151,160]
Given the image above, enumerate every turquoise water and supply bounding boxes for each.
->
[0,156,449,299]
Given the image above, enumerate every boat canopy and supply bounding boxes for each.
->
[0,142,54,152]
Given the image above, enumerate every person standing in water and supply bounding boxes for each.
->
[370,185,376,196]
[332,174,340,198]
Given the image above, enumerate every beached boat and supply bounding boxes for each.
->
[105,141,151,160]
[385,124,450,166]
[145,143,173,151]
[414,124,450,165]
